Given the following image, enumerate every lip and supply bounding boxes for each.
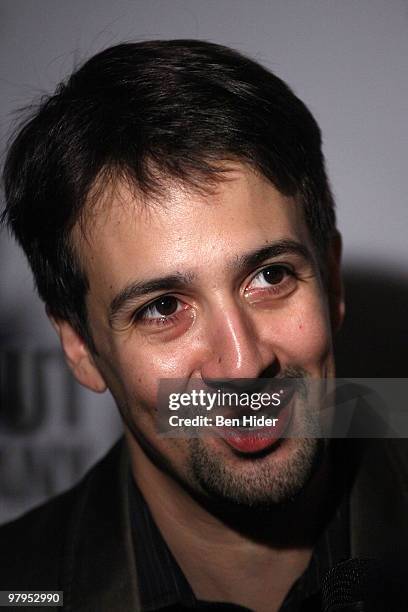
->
[217,382,296,455]
[220,399,294,454]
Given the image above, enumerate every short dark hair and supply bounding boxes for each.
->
[1,39,336,350]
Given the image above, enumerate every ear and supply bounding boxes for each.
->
[326,231,345,334]
[49,316,107,393]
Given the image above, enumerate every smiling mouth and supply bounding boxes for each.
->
[215,381,297,455]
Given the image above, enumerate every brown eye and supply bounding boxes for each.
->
[246,264,295,296]
[154,296,179,316]
[262,266,286,284]
[136,295,181,322]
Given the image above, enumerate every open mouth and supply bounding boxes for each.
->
[215,380,297,455]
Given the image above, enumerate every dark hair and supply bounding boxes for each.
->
[1,39,336,350]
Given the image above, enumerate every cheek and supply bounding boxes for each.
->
[293,311,332,367]
[265,292,333,368]
[98,335,192,414]
[290,317,332,366]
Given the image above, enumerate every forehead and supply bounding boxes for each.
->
[75,163,312,290]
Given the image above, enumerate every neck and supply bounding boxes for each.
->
[126,434,339,612]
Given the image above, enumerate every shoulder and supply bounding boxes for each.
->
[0,439,125,590]
[0,485,77,589]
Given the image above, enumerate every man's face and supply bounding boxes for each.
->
[67,163,341,507]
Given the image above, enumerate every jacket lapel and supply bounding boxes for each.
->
[61,440,141,612]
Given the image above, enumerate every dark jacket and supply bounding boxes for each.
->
[1,438,408,611]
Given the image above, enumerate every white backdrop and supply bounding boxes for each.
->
[1,0,407,523]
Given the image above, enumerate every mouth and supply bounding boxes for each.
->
[216,380,296,455]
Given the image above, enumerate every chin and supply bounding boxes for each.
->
[186,435,324,509]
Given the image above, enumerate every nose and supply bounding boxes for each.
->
[199,303,276,381]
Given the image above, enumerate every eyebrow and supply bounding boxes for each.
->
[233,239,312,272]
[108,239,312,326]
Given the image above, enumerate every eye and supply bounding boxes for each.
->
[137,295,181,321]
[250,265,288,288]
[245,264,297,302]
[132,294,194,337]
